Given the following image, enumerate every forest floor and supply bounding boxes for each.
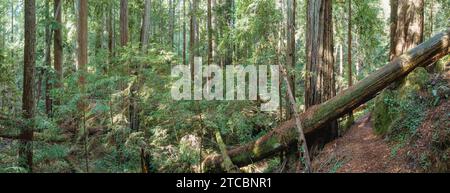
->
[312,114,413,173]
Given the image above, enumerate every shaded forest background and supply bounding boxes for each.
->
[0,0,449,173]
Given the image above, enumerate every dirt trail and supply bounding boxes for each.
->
[312,114,412,173]
[312,69,450,173]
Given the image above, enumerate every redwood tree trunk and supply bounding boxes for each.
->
[120,0,129,47]
[20,0,36,173]
[140,0,151,53]
[390,0,424,61]
[347,0,353,87]
[54,0,63,92]
[169,0,174,48]
[78,0,88,90]
[138,0,152,173]
[207,0,213,66]
[346,0,354,126]
[189,0,199,78]
[107,1,114,61]
[285,0,296,120]
[78,0,89,173]
[183,0,187,65]
[224,0,234,66]
[305,0,338,147]
[44,0,52,116]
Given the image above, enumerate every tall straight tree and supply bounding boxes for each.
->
[78,0,88,91]
[54,0,63,92]
[224,0,235,66]
[389,0,424,61]
[120,0,129,47]
[207,0,213,66]
[77,0,89,172]
[211,0,217,64]
[305,0,338,146]
[346,0,354,125]
[140,0,151,53]
[20,0,36,173]
[44,0,52,116]
[207,0,217,66]
[10,0,15,60]
[183,0,187,65]
[107,1,115,60]
[169,0,175,48]
[138,0,152,173]
[347,0,353,87]
[189,0,199,78]
[285,0,296,120]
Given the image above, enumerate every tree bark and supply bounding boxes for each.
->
[211,0,217,65]
[346,0,354,127]
[120,0,129,47]
[107,1,114,61]
[347,0,353,87]
[390,0,424,61]
[140,0,151,53]
[224,0,234,66]
[78,0,89,173]
[202,29,450,172]
[305,0,337,148]
[389,0,398,61]
[54,0,63,92]
[207,0,213,66]
[183,0,187,65]
[169,0,175,48]
[138,0,152,173]
[285,0,296,120]
[20,0,36,173]
[189,0,198,78]
[44,0,52,116]
[78,0,88,92]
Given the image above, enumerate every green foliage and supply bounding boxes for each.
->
[1,0,449,173]
[373,68,429,137]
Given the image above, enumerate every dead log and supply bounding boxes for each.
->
[202,28,450,172]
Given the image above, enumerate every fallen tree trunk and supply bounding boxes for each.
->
[202,28,450,172]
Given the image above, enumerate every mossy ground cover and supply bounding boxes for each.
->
[372,67,450,172]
